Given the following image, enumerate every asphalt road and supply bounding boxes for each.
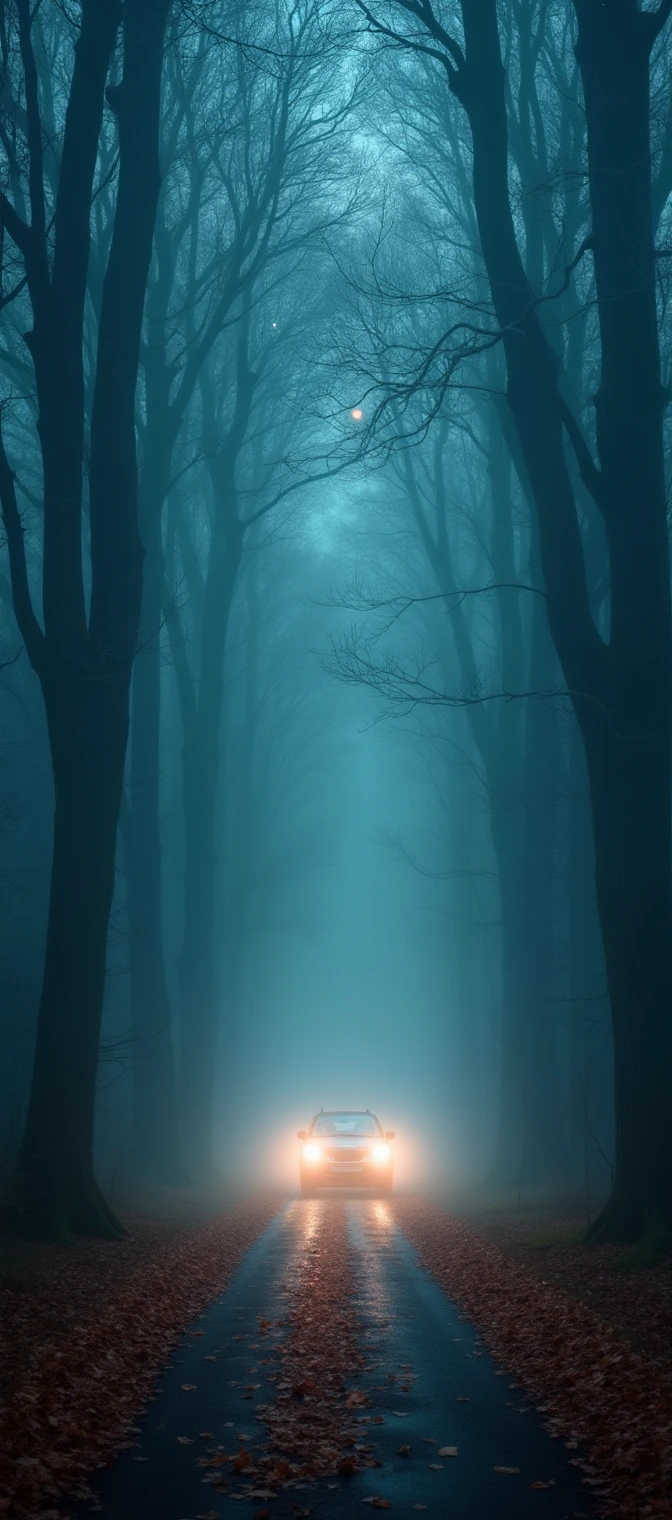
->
[74,1197,593,1520]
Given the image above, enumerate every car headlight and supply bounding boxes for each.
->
[372,1143,391,1164]
[303,1142,322,1163]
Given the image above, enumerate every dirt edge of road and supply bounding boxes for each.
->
[0,1194,279,1520]
[394,1198,672,1520]
[460,1199,672,1372]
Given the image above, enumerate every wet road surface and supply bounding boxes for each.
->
[75,1198,593,1520]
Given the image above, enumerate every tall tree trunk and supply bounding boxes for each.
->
[178,510,243,1181]
[1,0,171,1237]
[516,550,566,1184]
[127,450,179,1182]
[17,676,131,1237]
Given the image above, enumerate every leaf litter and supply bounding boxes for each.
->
[394,1198,672,1520]
[0,1197,277,1519]
[210,1200,382,1503]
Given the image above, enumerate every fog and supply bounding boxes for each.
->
[1,0,669,1249]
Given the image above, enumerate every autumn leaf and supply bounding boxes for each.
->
[176,1436,194,1445]
[181,1383,197,1392]
[438,1446,458,1458]
[493,1466,521,1475]
[271,1460,291,1482]
[397,1445,411,1458]
[338,1456,358,1475]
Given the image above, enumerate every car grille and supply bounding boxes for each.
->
[324,1147,369,1163]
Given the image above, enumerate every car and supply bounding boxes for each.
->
[297,1109,395,1197]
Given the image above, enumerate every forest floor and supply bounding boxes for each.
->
[0,1189,280,1517]
[1,1187,226,1402]
[454,1196,672,1373]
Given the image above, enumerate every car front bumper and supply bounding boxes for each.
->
[301,1162,393,1188]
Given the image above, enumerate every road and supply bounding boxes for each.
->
[75,1198,592,1520]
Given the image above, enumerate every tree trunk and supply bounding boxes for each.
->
[178,516,243,1181]
[453,0,672,1238]
[3,0,171,1237]
[489,803,564,1187]
[16,675,130,1239]
[127,461,179,1182]
[585,723,672,1239]
[516,554,566,1184]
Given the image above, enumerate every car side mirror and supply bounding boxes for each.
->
[297,1130,307,1140]
[385,1131,395,1141]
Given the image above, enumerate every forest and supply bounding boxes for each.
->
[0,0,669,1234]
[2,3,672,1517]
[0,0,670,1243]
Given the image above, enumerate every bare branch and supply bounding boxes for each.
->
[355,0,455,74]
[0,415,45,672]
[16,0,47,260]
[646,0,672,45]
[0,193,32,261]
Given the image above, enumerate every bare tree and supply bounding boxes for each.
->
[0,0,171,1237]
[356,0,672,1242]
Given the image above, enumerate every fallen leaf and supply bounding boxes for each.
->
[493,1466,521,1475]
[338,1456,358,1475]
[397,1445,411,1458]
[181,1384,198,1392]
[438,1446,458,1458]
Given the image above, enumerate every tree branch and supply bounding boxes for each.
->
[16,0,47,265]
[0,193,32,262]
[355,0,455,74]
[646,0,672,44]
[0,416,45,673]
[554,392,606,513]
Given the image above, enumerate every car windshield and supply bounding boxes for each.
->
[311,1112,380,1137]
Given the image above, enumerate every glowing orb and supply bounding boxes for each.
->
[351,407,363,421]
